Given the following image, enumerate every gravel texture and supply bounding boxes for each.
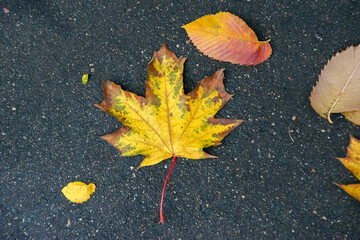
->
[1,0,360,239]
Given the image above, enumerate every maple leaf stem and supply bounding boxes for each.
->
[159,154,176,224]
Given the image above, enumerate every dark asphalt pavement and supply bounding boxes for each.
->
[1,0,360,239]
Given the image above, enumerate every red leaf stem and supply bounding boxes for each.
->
[159,154,176,224]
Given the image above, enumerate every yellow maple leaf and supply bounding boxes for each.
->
[96,44,243,223]
[62,181,96,203]
[336,135,360,202]
[96,44,243,168]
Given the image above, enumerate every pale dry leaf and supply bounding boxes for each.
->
[310,45,360,124]
[343,110,360,125]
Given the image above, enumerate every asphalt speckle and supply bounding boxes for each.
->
[1,0,360,239]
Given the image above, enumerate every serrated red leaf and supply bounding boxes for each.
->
[182,12,272,66]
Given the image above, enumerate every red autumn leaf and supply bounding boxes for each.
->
[182,12,272,66]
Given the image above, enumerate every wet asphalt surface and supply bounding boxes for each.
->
[1,0,360,239]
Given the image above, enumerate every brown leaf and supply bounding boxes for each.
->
[310,45,360,124]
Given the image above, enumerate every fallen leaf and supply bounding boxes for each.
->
[96,44,243,222]
[336,135,360,202]
[3,8,10,14]
[182,12,272,66]
[310,45,360,124]
[342,111,360,125]
[62,181,96,203]
[82,74,89,84]
[96,44,243,167]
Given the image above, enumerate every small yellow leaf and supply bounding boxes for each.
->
[62,181,96,203]
[82,74,89,84]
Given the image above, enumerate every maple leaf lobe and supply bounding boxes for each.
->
[336,135,360,202]
[337,135,360,180]
[96,44,244,168]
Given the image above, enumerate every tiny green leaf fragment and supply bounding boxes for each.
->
[82,74,89,84]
